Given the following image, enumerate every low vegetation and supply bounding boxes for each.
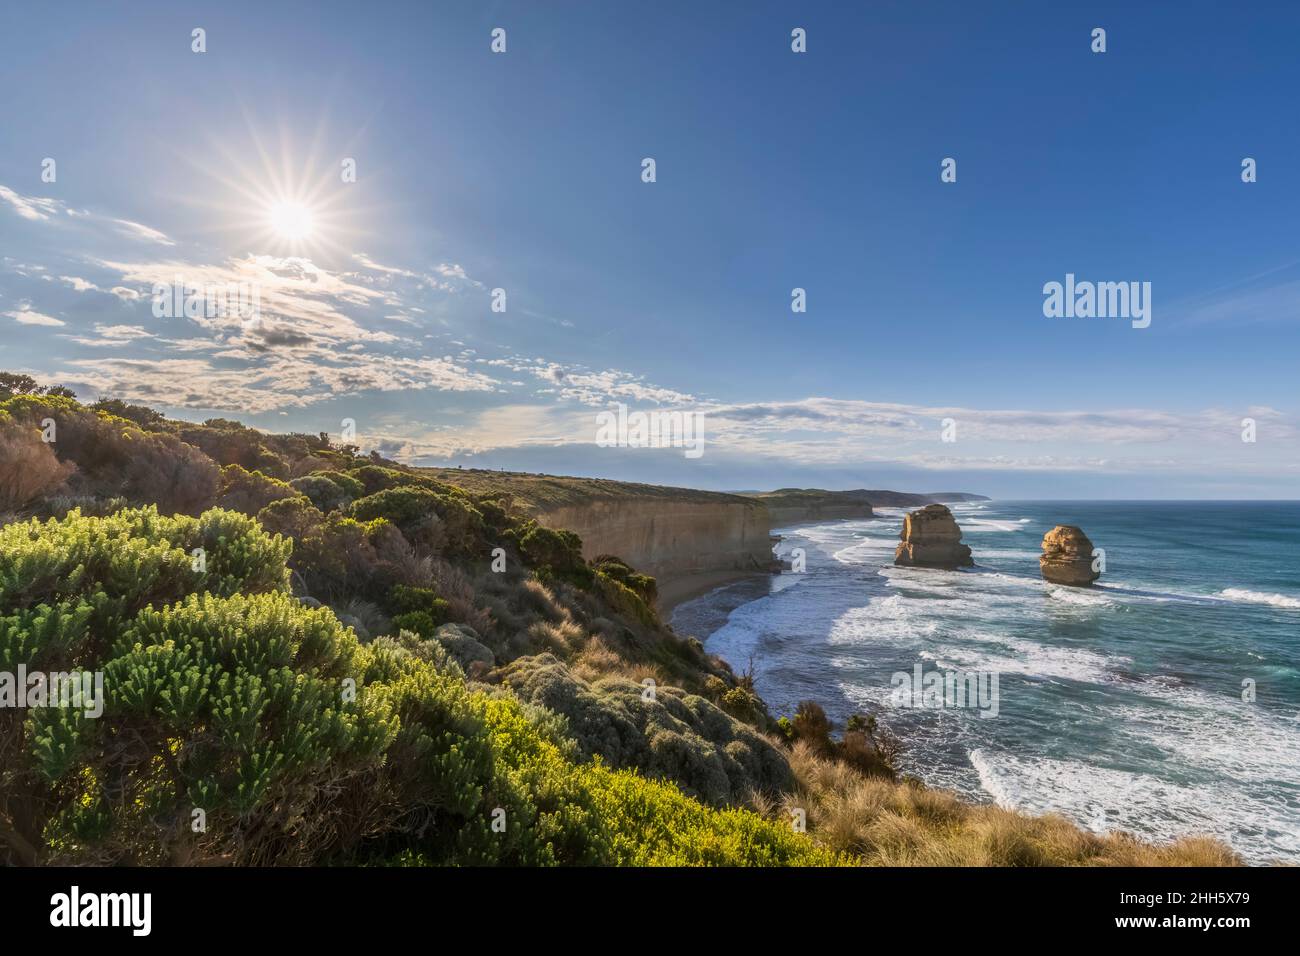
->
[776,743,1240,866]
[0,375,1240,866]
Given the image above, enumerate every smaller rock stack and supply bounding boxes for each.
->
[894,504,974,569]
[1039,525,1100,586]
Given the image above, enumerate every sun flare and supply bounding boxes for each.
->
[268,201,315,240]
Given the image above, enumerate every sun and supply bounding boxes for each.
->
[268,201,315,241]
[171,113,374,259]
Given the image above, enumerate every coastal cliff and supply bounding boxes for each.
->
[535,496,772,608]
[413,468,774,607]
[414,470,985,608]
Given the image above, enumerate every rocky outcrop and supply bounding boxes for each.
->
[894,504,973,569]
[1039,525,1100,587]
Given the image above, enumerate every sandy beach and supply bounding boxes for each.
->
[656,568,769,619]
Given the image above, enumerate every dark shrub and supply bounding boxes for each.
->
[216,464,302,515]
[311,469,365,499]
[350,487,441,528]
[290,474,350,512]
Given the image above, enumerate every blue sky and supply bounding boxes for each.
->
[1,0,1296,497]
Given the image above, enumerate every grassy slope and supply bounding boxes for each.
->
[412,466,760,513]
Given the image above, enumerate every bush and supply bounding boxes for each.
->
[791,700,834,755]
[89,398,165,430]
[216,464,302,515]
[350,465,452,497]
[288,475,349,512]
[592,555,658,604]
[0,506,292,670]
[498,653,794,807]
[174,419,290,479]
[387,585,450,638]
[519,524,592,589]
[0,413,75,512]
[117,429,221,516]
[310,470,365,500]
[256,497,393,602]
[350,487,441,528]
[0,394,219,515]
[0,506,839,867]
[349,486,488,558]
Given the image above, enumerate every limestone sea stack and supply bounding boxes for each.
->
[894,504,974,569]
[1039,525,1100,586]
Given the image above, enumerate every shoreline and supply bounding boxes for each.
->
[657,568,770,619]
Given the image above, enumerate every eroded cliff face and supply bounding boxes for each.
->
[536,497,772,584]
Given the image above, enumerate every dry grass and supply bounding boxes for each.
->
[570,636,673,687]
[782,742,1241,867]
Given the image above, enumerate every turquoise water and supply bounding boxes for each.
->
[671,501,1300,863]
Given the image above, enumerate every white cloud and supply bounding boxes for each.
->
[58,347,498,413]
[112,218,175,246]
[6,305,64,326]
[352,252,416,277]
[97,254,395,346]
[500,358,697,406]
[0,184,63,222]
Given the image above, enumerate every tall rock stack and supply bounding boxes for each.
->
[894,504,974,569]
[1039,525,1100,586]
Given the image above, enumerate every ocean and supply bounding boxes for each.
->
[670,501,1300,864]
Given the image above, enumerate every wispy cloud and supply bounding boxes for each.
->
[0,184,62,222]
[6,304,64,326]
[112,218,175,246]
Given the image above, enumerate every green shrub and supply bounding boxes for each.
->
[350,465,451,497]
[289,474,350,512]
[174,419,291,479]
[349,486,488,558]
[350,487,441,528]
[310,470,365,500]
[256,497,392,601]
[387,585,451,638]
[216,464,302,515]
[89,398,165,430]
[0,505,291,670]
[519,524,594,590]
[591,555,658,604]
[499,653,794,807]
[0,506,838,867]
